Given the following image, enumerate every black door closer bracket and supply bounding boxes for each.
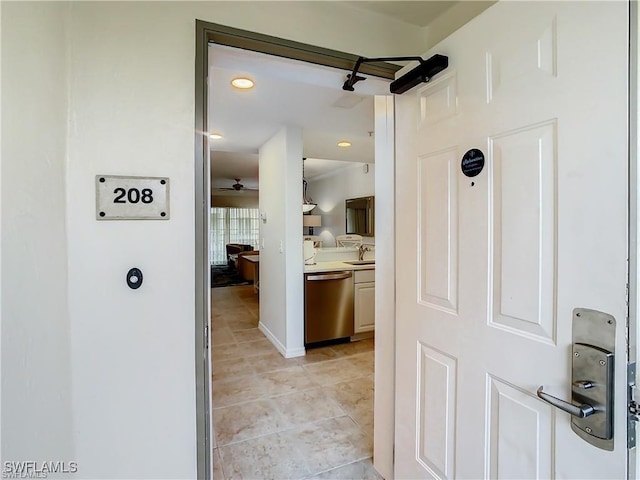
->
[343,54,448,95]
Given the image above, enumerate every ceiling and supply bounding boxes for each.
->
[345,1,456,27]
[209,44,390,192]
[208,1,470,194]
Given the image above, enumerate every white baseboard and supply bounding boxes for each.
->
[258,322,306,358]
[284,346,306,359]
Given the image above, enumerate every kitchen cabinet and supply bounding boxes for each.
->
[354,269,375,334]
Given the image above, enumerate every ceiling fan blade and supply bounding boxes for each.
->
[213,187,256,192]
[212,177,258,193]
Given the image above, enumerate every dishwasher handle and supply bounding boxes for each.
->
[306,272,353,281]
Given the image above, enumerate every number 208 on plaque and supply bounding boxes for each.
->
[96,175,170,220]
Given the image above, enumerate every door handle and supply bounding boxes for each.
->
[306,272,352,281]
[536,386,596,418]
[536,309,616,451]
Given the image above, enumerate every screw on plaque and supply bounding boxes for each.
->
[127,268,143,289]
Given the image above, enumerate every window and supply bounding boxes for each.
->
[210,207,260,264]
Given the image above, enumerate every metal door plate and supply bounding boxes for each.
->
[571,308,616,451]
[571,343,614,444]
[573,308,616,352]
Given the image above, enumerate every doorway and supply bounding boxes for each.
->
[195,21,398,479]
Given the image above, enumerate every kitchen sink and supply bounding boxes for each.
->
[344,260,375,265]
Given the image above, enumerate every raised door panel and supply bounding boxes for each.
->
[489,121,557,344]
[487,377,553,479]
[417,344,457,479]
[418,147,458,314]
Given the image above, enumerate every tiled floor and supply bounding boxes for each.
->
[211,285,381,480]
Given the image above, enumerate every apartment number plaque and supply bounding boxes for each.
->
[96,175,170,220]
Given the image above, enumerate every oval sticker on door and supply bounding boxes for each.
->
[461,149,485,177]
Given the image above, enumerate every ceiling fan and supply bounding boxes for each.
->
[217,178,258,192]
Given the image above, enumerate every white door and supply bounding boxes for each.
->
[395,2,629,479]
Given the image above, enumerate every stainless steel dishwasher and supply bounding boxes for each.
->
[304,270,354,346]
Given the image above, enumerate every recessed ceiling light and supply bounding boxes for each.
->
[231,77,254,89]
[209,133,224,140]
[337,141,352,148]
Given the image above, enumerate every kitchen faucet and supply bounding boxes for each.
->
[358,244,372,261]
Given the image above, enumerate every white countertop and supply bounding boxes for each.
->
[304,261,375,274]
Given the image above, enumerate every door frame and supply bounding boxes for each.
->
[194,20,399,479]
[630,1,639,477]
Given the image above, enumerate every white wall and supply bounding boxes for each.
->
[309,163,375,247]
[64,3,198,477]
[1,1,74,464]
[283,133,305,357]
[1,1,431,477]
[258,128,288,351]
[258,126,304,358]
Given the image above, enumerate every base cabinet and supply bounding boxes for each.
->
[354,278,375,334]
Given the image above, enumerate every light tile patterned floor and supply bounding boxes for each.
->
[211,285,381,480]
